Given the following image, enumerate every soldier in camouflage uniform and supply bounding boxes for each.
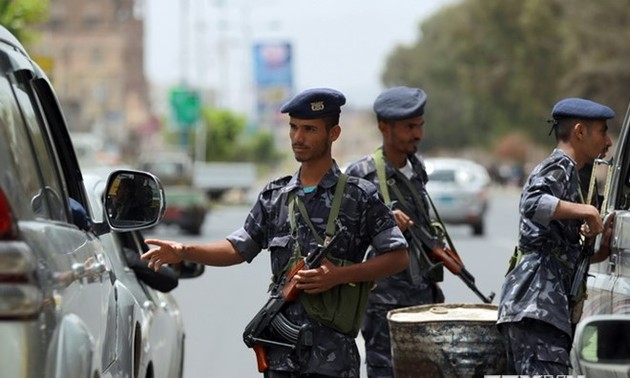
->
[345,86,445,378]
[141,88,409,378]
[497,97,614,375]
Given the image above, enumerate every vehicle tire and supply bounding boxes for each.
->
[472,221,484,236]
[182,224,202,235]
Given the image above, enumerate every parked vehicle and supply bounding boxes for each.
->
[0,25,195,378]
[193,161,256,201]
[424,157,491,236]
[578,103,630,375]
[83,173,204,378]
[138,151,208,235]
[573,315,630,377]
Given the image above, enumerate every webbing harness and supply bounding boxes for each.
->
[373,148,453,246]
[288,173,348,250]
[373,149,448,282]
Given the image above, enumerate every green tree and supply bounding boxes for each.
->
[382,0,630,150]
[238,131,285,164]
[556,0,630,136]
[170,107,282,164]
[202,108,246,161]
[0,0,49,47]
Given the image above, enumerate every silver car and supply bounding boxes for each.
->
[424,157,491,236]
[0,24,194,378]
[577,103,630,375]
[83,173,204,378]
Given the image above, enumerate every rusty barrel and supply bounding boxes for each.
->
[387,303,506,378]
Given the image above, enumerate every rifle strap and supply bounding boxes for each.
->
[374,148,391,204]
[288,173,347,248]
[373,148,429,224]
[373,149,461,263]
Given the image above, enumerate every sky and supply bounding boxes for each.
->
[144,0,458,115]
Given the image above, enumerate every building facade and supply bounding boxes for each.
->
[33,0,150,157]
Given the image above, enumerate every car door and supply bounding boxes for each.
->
[607,104,630,316]
[585,103,630,318]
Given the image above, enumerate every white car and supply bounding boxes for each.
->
[424,157,491,236]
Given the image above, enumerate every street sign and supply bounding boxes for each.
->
[169,87,201,128]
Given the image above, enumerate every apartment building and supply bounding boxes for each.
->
[32,0,150,155]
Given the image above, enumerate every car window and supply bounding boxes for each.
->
[427,161,489,187]
[0,75,62,220]
[30,77,86,203]
[10,74,68,222]
[429,169,456,183]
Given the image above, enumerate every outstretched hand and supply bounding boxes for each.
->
[142,239,186,271]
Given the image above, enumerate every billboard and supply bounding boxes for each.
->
[253,42,294,128]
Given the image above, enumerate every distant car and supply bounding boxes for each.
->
[424,157,491,236]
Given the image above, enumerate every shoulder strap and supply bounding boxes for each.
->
[374,148,420,213]
[373,148,391,204]
[288,173,348,246]
[328,173,347,237]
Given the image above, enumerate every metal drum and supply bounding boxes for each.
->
[387,303,507,378]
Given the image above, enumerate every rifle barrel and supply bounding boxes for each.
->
[394,201,495,303]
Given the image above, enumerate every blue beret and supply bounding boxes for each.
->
[280,88,346,119]
[551,98,615,120]
[373,86,427,120]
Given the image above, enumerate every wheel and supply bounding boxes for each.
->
[181,224,202,235]
[472,221,484,236]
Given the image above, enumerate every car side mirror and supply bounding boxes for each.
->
[178,261,205,279]
[574,315,630,376]
[104,170,165,231]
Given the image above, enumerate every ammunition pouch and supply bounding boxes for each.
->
[505,246,566,275]
[295,256,373,337]
[505,246,523,276]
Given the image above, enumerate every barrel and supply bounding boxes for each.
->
[387,303,507,378]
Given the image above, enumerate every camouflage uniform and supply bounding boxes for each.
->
[497,148,583,374]
[228,162,407,377]
[346,152,445,378]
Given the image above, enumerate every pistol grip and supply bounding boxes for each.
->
[253,344,269,372]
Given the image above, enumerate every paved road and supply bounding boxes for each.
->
[147,186,521,378]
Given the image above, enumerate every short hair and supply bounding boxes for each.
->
[554,118,593,142]
[321,114,340,130]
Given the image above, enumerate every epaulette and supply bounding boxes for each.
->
[260,175,292,193]
[345,155,377,176]
[346,175,378,196]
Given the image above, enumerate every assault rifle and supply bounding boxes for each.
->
[392,200,495,304]
[242,223,346,372]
